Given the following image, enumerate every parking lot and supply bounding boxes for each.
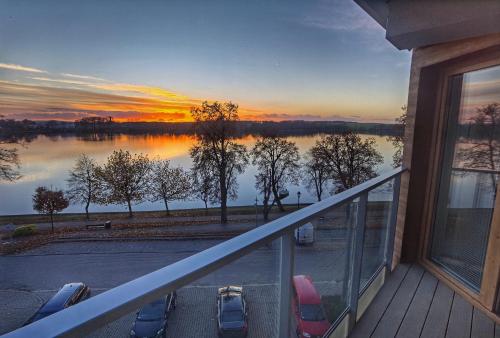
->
[0,224,384,337]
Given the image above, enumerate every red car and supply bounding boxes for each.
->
[292,275,330,338]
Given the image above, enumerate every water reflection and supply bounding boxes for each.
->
[0,134,396,215]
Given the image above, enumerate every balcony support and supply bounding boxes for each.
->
[347,193,368,330]
[385,175,401,271]
[278,230,295,338]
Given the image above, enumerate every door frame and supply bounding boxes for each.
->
[418,51,500,313]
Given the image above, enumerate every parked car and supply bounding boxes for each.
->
[24,282,90,325]
[292,275,330,338]
[130,291,177,338]
[217,286,248,337]
[295,222,314,245]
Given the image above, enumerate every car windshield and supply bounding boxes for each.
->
[300,304,326,321]
[137,300,164,321]
[222,310,244,322]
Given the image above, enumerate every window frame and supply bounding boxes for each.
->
[418,51,500,312]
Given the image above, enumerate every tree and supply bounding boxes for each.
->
[251,135,300,220]
[149,160,191,216]
[192,169,214,214]
[66,154,101,220]
[0,114,22,181]
[97,150,151,217]
[387,105,407,168]
[457,102,500,187]
[190,101,249,224]
[0,142,20,181]
[313,132,383,193]
[303,147,329,201]
[32,186,69,232]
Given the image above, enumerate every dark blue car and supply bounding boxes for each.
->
[217,286,248,338]
[24,282,91,325]
[130,291,177,338]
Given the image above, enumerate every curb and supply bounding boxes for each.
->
[53,232,244,243]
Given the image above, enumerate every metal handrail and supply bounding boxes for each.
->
[2,167,406,338]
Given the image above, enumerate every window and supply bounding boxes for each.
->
[429,64,500,291]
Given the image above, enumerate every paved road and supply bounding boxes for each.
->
[0,227,385,336]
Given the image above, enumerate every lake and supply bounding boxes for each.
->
[0,134,397,215]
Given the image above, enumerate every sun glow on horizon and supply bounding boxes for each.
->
[0,60,404,124]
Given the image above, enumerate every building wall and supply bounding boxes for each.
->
[393,32,500,263]
[392,33,500,320]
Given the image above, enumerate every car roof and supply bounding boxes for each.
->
[218,285,242,295]
[40,283,85,312]
[293,275,322,304]
[221,293,244,312]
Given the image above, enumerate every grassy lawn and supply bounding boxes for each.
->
[0,203,310,225]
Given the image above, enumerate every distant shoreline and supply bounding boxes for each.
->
[0,119,403,139]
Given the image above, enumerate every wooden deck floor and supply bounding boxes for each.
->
[350,264,499,338]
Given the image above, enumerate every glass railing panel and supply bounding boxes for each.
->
[86,237,282,338]
[431,169,499,290]
[359,179,394,292]
[292,199,357,337]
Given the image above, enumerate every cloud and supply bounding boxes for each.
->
[90,83,189,101]
[30,75,189,101]
[0,80,198,122]
[301,0,380,32]
[30,77,95,86]
[0,62,47,73]
[61,73,109,82]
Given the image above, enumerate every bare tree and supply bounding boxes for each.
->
[0,114,21,181]
[190,101,249,224]
[457,102,500,187]
[387,105,407,168]
[313,132,383,193]
[303,147,329,201]
[251,135,300,219]
[149,159,191,216]
[33,186,69,232]
[192,169,214,214]
[97,150,151,217]
[66,154,101,220]
[0,143,20,181]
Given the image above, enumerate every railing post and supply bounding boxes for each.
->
[347,193,368,330]
[384,174,401,271]
[278,230,295,338]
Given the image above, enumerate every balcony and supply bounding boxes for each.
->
[3,165,498,338]
[350,263,499,338]
[1,167,403,337]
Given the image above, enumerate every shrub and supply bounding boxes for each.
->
[12,225,37,238]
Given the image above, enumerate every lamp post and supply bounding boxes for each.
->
[254,196,259,227]
[297,191,301,209]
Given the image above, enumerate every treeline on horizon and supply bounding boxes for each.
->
[0,117,403,139]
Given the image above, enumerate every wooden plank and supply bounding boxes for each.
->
[479,182,500,309]
[420,281,454,338]
[371,265,425,338]
[350,264,411,338]
[445,292,473,338]
[396,271,439,338]
[471,307,495,338]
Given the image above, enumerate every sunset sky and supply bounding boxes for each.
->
[0,0,411,123]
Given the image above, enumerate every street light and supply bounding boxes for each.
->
[254,196,259,227]
[297,191,301,209]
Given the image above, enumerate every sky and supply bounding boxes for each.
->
[0,0,411,123]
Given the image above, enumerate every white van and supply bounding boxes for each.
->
[294,222,314,245]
